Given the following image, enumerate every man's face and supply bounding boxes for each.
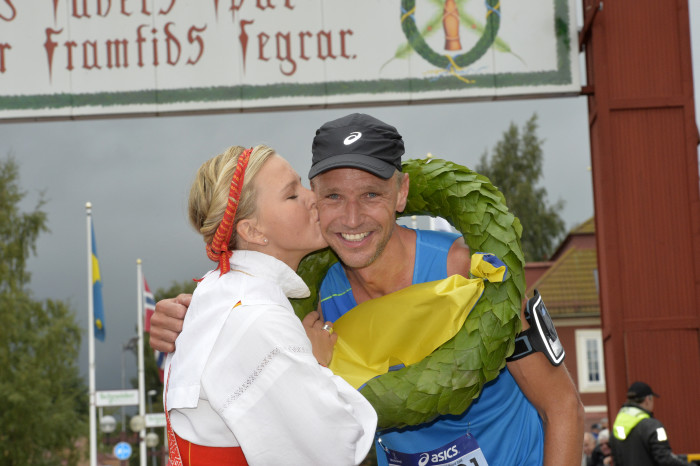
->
[583,433,596,456]
[312,167,408,269]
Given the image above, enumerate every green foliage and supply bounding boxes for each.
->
[154,280,197,303]
[0,157,87,465]
[476,114,566,262]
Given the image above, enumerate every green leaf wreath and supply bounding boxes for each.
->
[291,158,524,429]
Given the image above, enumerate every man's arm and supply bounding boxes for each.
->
[447,240,585,465]
[647,419,689,466]
[507,330,585,466]
[149,294,190,353]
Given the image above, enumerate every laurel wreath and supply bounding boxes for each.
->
[291,158,524,429]
[400,0,501,71]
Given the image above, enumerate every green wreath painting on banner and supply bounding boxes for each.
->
[291,157,525,429]
[386,0,524,84]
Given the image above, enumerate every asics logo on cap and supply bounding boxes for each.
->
[343,131,362,145]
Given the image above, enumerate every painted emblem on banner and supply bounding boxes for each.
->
[398,0,508,83]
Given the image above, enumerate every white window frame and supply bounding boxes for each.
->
[575,328,606,393]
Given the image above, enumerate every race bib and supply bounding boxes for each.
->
[379,433,488,466]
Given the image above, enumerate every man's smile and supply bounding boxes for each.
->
[339,231,371,242]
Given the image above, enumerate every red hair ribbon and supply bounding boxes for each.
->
[205,147,253,276]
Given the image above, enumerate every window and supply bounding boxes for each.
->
[575,329,606,393]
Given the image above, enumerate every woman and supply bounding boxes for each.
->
[165,145,377,465]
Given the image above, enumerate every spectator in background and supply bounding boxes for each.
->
[590,429,612,466]
[591,423,602,439]
[610,381,688,466]
[583,432,596,466]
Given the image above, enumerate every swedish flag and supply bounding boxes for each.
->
[91,223,105,341]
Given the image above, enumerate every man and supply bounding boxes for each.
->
[610,381,688,466]
[590,429,612,466]
[583,431,596,465]
[151,113,584,464]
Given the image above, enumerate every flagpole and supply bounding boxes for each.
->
[86,202,97,466]
[137,259,147,466]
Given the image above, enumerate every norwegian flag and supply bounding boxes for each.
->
[143,277,166,383]
[143,278,156,332]
[154,349,166,383]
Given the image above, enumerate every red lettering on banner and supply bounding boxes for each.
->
[298,31,311,61]
[42,23,207,80]
[96,0,111,17]
[256,0,274,11]
[164,22,180,65]
[229,0,244,21]
[136,24,148,66]
[65,41,77,70]
[44,28,62,79]
[275,32,295,76]
[159,0,176,15]
[218,0,293,20]
[106,39,128,68]
[0,43,11,72]
[239,19,253,71]
[317,31,335,60]
[51,0,59,22]
[239,22,355,77]
[339,29,354,58]
[257,32,269,61]
[82,40,102,69]
[151,28,159,66]
[72,0,91,19]
[187,25,206,65]
[0,0,16,21]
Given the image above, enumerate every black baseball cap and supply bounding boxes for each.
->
[627,381,660,398]
[308,113,405,180]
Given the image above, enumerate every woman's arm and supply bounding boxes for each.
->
[202,306,377,466]
[149,294,190,352]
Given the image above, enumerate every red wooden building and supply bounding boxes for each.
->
[525,218,606,430]
[580,0,700,452]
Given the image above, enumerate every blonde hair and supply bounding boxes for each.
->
[188,144,276,252]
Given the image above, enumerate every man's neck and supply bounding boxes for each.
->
[343,225,416,304]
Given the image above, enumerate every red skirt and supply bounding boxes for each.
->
[174,432,248,466]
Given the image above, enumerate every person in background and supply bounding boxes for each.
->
[610,381,688,466]
[151,114,585,465]
[165,145,376,465]
[583,431,596,466]
[590,429,612,466]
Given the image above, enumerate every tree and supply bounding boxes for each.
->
[475,114,566,262]
[0,157,87,465]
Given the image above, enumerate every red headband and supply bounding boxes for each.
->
[206,147,253,276]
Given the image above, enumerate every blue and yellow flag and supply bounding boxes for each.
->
[91,223,105,341]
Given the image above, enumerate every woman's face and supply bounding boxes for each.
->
[251,154,327,269]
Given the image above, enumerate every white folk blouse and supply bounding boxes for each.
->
[166,250,376,465]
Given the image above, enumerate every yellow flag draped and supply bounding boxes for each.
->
[329,253,507,389]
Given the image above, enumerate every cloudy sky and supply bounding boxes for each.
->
[3,5,700,398]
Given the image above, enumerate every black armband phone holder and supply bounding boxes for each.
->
[506,290,565,366]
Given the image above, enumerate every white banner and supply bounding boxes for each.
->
[0,0,579,120]
[95,389,139,407]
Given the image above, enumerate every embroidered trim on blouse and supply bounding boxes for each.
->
[222,345,308,410]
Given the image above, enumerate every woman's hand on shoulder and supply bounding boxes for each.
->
[149,294,191,353]
[301,311,338,367]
